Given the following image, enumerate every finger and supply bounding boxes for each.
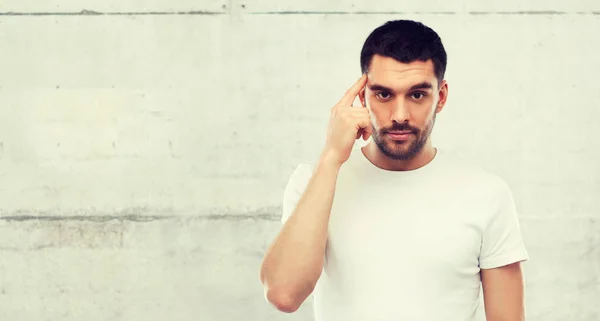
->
[363,123,373,140]
[354,115,369,140]
[354,115,369,130]
[345,109,370,122]
[346,106,370,115]
[357,116,372,140]
[339,74,368,107]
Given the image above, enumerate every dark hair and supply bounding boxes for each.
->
[360,20,447,83]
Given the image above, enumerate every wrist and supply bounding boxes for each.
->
[318,149,344,171]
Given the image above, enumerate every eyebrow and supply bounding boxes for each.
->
[368,81,433,92]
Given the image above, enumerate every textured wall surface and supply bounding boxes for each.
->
[0,1,599,320]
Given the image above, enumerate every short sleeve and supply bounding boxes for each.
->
[479,178,529,269]
[281,164,315,224]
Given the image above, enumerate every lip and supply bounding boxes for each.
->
[386,131,414,141]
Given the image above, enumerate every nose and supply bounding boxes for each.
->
[390,99,410,123]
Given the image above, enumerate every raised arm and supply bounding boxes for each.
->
[259,74,371,313]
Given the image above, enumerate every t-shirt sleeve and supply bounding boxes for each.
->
[281,163,315,224]
[479,178,529,269]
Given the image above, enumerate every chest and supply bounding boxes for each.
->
[325,177,487,282]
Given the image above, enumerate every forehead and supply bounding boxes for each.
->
[367,55,437,91]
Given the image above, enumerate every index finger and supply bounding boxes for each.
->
[338,73,368,106]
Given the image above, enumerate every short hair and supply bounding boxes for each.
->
[360,20,447,83]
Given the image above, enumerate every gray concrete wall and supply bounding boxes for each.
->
[0,1,598,320]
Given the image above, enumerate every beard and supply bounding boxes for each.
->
[371,113,436,161]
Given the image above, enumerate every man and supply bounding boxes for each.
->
[259,19,528,321]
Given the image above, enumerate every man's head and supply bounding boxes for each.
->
[358,20,448,161]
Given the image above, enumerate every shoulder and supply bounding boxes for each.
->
[438,150,513,197]
[281,162,317,223]
[284,162,316,193]
[288,162,316,181]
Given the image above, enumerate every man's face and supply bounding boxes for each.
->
[359,55,448,160]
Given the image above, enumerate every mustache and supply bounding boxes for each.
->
[381,123,419,134]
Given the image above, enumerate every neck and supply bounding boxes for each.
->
[361,139,437,171]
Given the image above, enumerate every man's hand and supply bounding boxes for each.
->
[322,74,371,166]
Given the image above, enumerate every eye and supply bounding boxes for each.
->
[411,92,427,100]
[375,92,392,100]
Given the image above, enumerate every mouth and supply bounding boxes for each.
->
[386,131,414,141]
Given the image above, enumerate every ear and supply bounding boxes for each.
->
[359,87,366,107]
[435,80,448,113]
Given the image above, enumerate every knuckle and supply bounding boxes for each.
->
[331,106,341,116]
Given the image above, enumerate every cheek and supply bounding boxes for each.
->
[416,101,437,118]
[366,104,386,127]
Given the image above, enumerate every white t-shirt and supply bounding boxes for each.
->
[281,147,529,321]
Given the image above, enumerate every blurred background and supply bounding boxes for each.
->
[0,0,598,320]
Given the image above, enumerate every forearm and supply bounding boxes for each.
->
[260,155,342,311]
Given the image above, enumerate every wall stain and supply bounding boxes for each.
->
[0,10,596,16]
[247,10,595,15]
[0,10,226,16]
[0,214,173,223]
[0,207,281,222]
[0,213,280,222]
